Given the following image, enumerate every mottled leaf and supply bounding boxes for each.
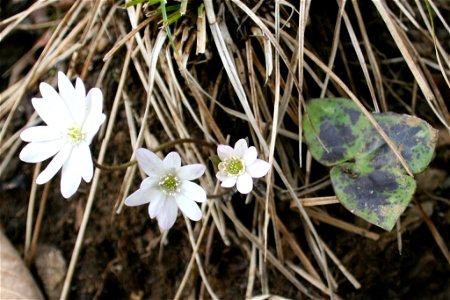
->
[363,113,439,174]
[303,98,438,231]
[331,163,416,231]
[303,98,370,166]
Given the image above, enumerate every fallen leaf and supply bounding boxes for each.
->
[0,230,44,299]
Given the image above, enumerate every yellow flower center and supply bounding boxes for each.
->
[218,156,245,176]
[159,173,181,195]
[67,126,85,144]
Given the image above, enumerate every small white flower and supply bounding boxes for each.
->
[125,148,207,231]
[19,72,106,198]
[216,139,271,194]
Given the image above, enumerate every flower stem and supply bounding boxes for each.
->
[94,138,216,171]
[93,159,136,171]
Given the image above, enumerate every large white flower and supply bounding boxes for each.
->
[125,148,207,231]
[216,139,271,194]
[19,71,106,198]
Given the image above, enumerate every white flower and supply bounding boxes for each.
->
[216,139,271,194]
[124,148,207,231]
[19,72,106,198]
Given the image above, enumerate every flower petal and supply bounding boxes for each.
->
[36,84,72,127]
[148,193,165,218]
[74,77,87,124]
[136,148,164,175]
[82,88,105,142]
[217,173,237,188]
[234,139,248,157]
[181,181,207,203]
[125,186,157,207]
[140,177,158,189]
[36,143,72,184]
[76,143,93,182]
[217,145,233,161]
[19,139,65,163]
[247,159,271,178]
[175,193,202,221]
[163,152,181,170]
[20,126,62,142]
[178,164,205,180]
[60,150,82,198]
[75,78,86,100]
[157,196,178,231]
[58,72,82,123]
[243,146,257,166]
[58,72,75,101]
[236,173,253,194]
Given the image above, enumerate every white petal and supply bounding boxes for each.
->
[58,72,75,101]
[140,177,158,189]
[243,146,257,165]
[175,193,202,221]
[247,160,271,178]
[157,197,178,231]
[85,88,103,116]
[178,164,205,180]
[20,126,61,142]
[84,114,106,145]
[75,78,87,124]
[163,152,181,170]
[37,83,72,127]
[124,186,157,207]
[215,172,228,181]
[217,145,233,161]
[148,193,165,218]
[236,173,253,194]
[60,151,82,198]
[234,139,248,157]
[77,143,93,182]
[136,148,164,175]
[181,181,207,203]
[58,72,83,123]
[217,174,237,188]
[75,78,86,98]
[82,88,104,139]
[36,143,72,184]
[19,139,65,163]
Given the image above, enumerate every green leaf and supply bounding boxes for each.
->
[303,98,438,230]
[331,163,416,231]
[303,98,371,166]
[364,113,439,174]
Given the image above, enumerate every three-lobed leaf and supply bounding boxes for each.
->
[303,98,438,230]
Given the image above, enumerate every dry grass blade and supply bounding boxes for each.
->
[61,33,135,300]
[306,208,380,241]
[0,0,59,39]
[351,0,387,111]
[24,163,41,261]
[203,0,266,146]
[220,202,314,297]
[414,200,450,265]
[373,0,450,131]
[341,3,379,112]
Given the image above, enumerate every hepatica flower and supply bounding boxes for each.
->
[216,139,271,194]
[125,149,207,231]
[19,72,106,198]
